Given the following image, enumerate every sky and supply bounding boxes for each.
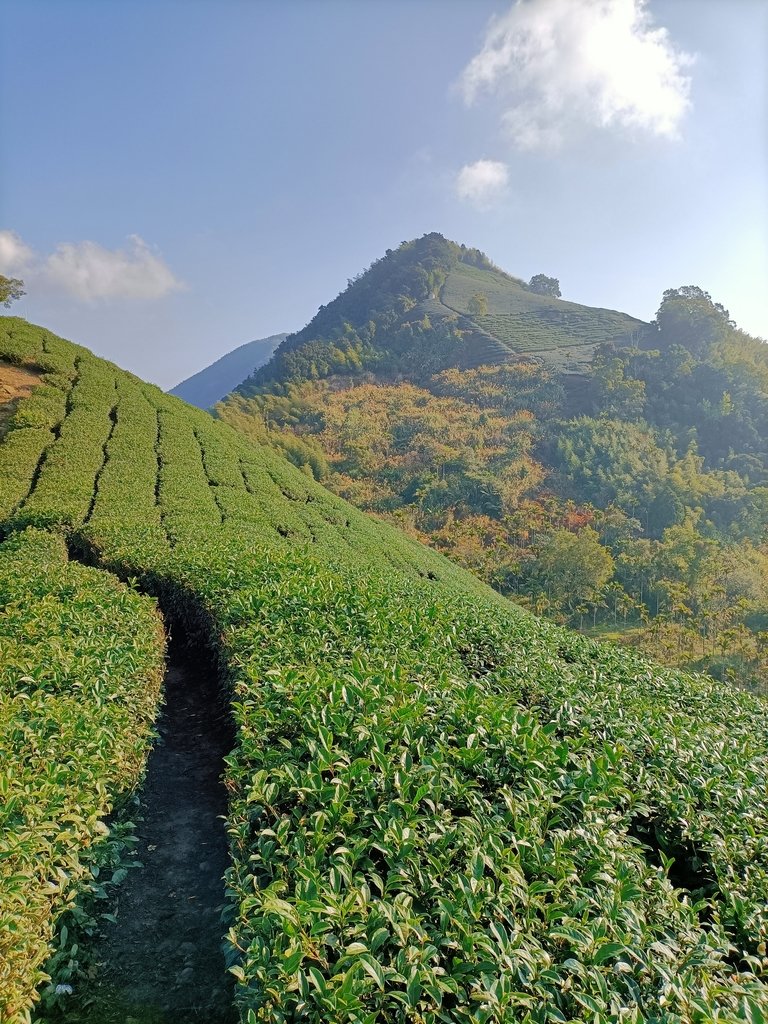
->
[1,0,766,389]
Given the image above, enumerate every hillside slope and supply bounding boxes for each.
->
[218,238,768,691]
[2,317,768,1022]
[169,332,286,408]
[236,233,648,391]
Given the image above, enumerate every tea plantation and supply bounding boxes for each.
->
[2,316,768,1023]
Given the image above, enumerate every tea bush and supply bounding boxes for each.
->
[0,528,164,1022]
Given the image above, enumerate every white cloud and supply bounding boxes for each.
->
[0,230,183,301]
[42,235,183,301]
[461,0,694,149]
[0,230,34,276]
[456,159,510,207]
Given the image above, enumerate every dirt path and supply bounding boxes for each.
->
[59,635,237,1024]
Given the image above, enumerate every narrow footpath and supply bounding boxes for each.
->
[63,633,237,1024]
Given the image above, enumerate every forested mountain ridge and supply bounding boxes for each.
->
[237,232,649,392]
[218,236,768,691]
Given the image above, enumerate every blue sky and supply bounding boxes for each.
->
[1,0,766,388]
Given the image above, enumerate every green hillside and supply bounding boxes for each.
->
[236,234,648,390]
[441,260,646,370]
[218,239,768,693]
[3,316,768,1022]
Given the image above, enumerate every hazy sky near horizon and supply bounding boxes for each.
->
[1,0,766,389]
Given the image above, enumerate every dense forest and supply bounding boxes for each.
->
[219,236,768,691]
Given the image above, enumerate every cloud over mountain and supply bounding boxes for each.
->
[0,230,183,301]
[456,159,510,207]
[461,0,694,150]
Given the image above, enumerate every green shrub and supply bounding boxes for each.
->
[0,529,165,1023]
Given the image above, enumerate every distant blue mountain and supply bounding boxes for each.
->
[169,333,287,408]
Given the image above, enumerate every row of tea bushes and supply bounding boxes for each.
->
[83,509,768,1021]
[85,381,164,534]
[0,529,165,1023]
[137,538,768,1023]
[0,326,74,523]
[0,319,80,378]
[9,361,118,533]
[4,319,768,1020]
[156,404,222,544]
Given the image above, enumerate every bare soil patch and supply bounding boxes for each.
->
[0,360,42,435]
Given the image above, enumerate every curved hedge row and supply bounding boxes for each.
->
[0,529,165,1022]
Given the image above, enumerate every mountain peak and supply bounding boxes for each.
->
[236,234,648,395]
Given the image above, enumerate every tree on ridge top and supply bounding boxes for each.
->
[0,275,24,308]
[528,273,561,297]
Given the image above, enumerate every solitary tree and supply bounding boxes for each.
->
[467,291,489,317]
[534,526,614,616]
[654,285,732,357]
[0,275,24,307]
[528,274,561,298]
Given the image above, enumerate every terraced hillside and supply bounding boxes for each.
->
[3,316,768,1023]
[237,234,650,391]
[439,260,648,372]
